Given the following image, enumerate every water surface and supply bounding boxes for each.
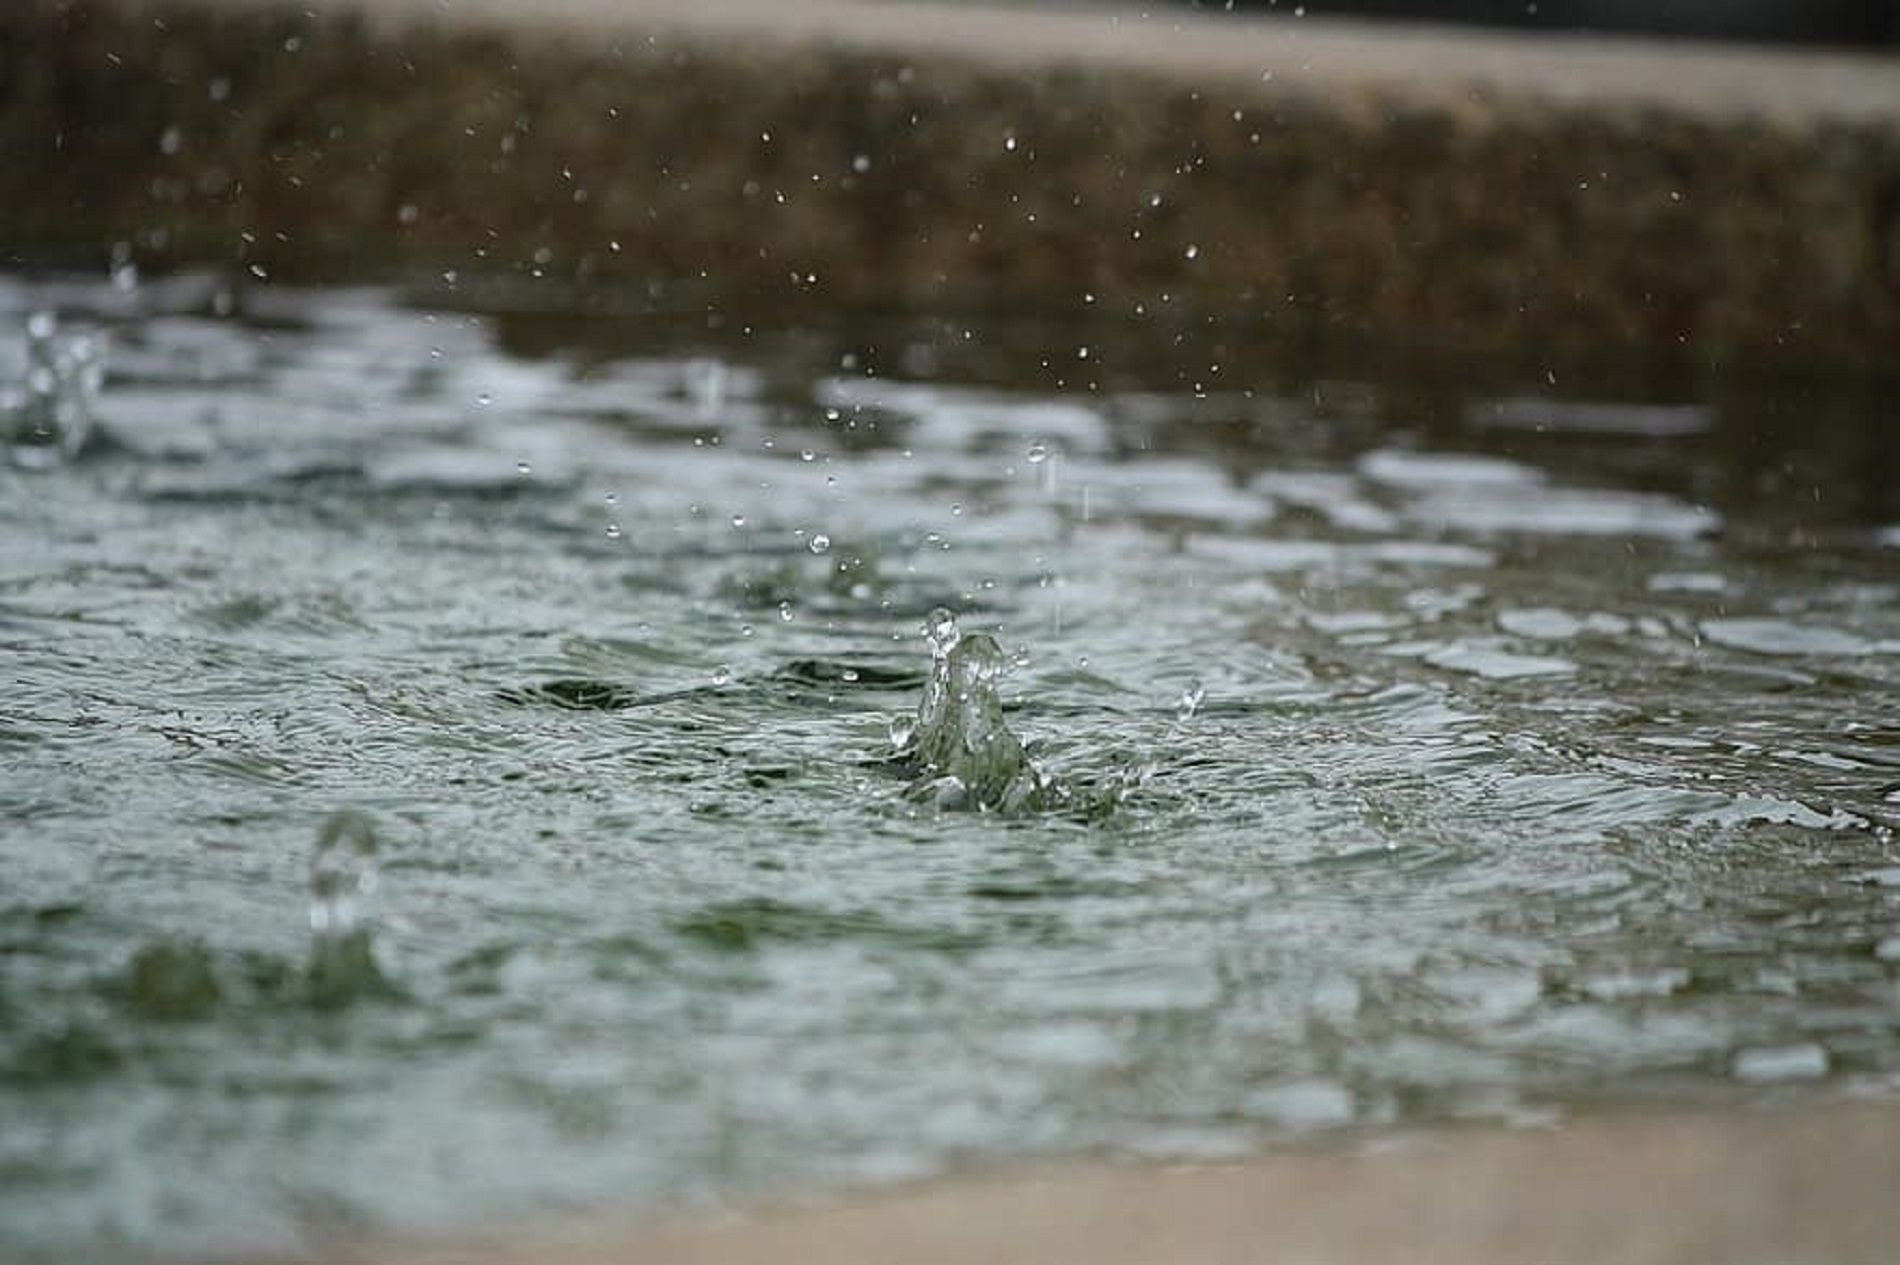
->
[2,275,1897,1259]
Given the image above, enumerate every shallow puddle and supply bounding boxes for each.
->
[2,275,1897,1257]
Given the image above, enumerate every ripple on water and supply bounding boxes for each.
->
[1417,640,1578,680]
[1700,618,1886,658]
[1732,1043,1831,1084]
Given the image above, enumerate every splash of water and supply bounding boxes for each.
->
[310,810,379,935]
[5,312,105,470]
[899,608,1050,811]
[307,810,389,1007]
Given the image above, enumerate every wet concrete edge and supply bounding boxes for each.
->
[3,0,1898,368]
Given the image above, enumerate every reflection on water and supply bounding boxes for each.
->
[1,275,1897,1258]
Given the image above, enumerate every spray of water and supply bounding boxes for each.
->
[5,312,105,470]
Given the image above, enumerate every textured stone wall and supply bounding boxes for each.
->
[3,0,1897,367]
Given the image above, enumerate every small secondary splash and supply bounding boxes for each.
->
[307,810,392,1007]
[3,312,105,469]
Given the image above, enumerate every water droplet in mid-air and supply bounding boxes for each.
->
[924,607,962,659]
[808,534,832,554]
[1026,441,1049,464]
[1177,679,1206,721]
[712,664,732,685]
[777,601,794,623]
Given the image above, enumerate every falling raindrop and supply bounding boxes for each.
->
[515,460,532,477]
[778,601,795,623]
[809,533,832,554]
[1177,679,1206,721]
[712,664,733,685]
[1026,441,1049,464]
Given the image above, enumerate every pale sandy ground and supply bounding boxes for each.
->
[304,1098,1900,1265]
[246,0,1900,124]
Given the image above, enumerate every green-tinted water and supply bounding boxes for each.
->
[2,275,1897,1259]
